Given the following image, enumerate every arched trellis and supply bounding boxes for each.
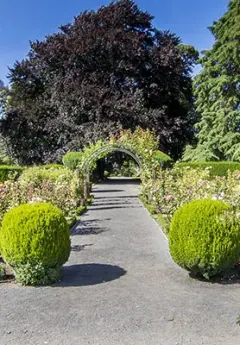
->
[81,144,143,200]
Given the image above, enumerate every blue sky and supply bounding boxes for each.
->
[0,0,229,84]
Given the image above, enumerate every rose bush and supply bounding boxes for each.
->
[141,166,240,233]
[0,168,83,226]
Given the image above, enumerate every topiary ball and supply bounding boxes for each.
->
[0,203,70,269]
[169,199,240,278]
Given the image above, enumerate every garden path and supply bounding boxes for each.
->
[0,179,240,345]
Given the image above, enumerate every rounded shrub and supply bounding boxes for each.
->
[169,199,240,279]
[0,203,70,285]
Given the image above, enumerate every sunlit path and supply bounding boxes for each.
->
[0,180,239,345]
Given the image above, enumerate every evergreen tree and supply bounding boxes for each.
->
[183,0,240,162]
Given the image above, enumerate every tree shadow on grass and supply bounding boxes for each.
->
[56,263,127,287]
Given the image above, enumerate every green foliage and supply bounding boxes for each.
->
[169,199,240,278]
[14,263,61,286]
[19,166,76,187]
[0,165,24,182]
[153,150,173,167]
[185,1,240,161]
[39,164,64,169]
[0,263,5,280]
[0,203,70,285]
[76,205,87,215]
[177,161,240,177]
[63,152,83,170]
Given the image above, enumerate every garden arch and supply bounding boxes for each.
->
[81,143,143,200]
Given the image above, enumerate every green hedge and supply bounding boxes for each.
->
[177,161,240,177]
[63,152,83,170]
[169,199,240,279]
[0,165,24,182]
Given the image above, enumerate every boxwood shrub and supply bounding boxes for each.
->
[63,152,83,170]
[169,199,240,279]
[0,165,24,182]
[177,161,240,177]
[0,203,70,285]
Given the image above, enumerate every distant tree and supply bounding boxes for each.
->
[183,0,240,162]
[1,0,197,164]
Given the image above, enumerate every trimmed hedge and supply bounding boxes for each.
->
[63,152,83,170]
[0,203,70,285]
[0,165,24,182]
[177,161,240,177]
[169,199,240,278]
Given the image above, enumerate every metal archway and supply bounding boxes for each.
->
[81,144,143,200]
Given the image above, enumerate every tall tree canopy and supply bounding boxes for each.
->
[1,0,197,165]
[183,0,240,162]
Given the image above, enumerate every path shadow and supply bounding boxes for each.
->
[90,205,141,211]
[71,219,108,236]
[106,178,141,185]
[56,264,127,287]
[94,201,133,206]
[93,189,125,193]
[71,244,93,252]
[94,195,138,200]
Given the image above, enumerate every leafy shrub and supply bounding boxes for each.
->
[19,166,75,187]
[169,199,240,278]
[14,263,61,285]
[177,161,240,177]
[153,150,173,167]
[63,152,83,170]
[0,165,24,182]
[0,203,70,285]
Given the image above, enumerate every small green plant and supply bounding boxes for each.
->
[0,203,70,285]
[14,263,61,285]
[169,199,240,279]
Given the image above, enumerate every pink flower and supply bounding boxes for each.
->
[166,195,173,201]
[237,174,240,180]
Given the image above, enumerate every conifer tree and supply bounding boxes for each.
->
[183,0,240,161]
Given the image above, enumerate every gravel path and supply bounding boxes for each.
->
[0,180,239,345]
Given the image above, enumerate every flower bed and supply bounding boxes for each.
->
[141,166,240,233]
[0,167,84,226]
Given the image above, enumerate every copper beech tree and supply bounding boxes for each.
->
[0,0,197,164]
